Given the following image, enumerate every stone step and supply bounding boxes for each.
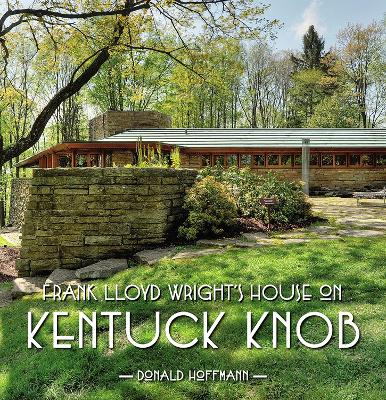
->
[197,238,265,249]
[75,259,128,280]
[241,232,269,241]
[173,248,226,260]
[336,229,385,238]
[45,269,80,289]
[12,277,47,299]
[280,238,311,245]
[134,247,178,265]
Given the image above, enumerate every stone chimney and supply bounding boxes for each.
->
[89,110,172,141]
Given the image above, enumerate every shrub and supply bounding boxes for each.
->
[178,176,238,241]
[200,166,312,227]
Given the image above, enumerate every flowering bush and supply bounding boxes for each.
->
[178,176,238,241]
[200,166,313,227]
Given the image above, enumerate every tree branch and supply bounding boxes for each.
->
[0,1,150,38]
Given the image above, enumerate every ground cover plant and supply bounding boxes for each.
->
[0,236,384,400]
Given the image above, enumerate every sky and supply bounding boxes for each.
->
[264,0,385,51]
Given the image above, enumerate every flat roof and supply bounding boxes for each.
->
[98,128,386,148]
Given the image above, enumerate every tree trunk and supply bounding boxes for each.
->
[0,132,4,227]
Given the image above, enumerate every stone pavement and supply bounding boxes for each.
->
[311,197,385,231]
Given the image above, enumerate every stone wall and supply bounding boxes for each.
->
[309,168,386,192]
[89,111,172,140]
[17,168,197,277]
[9,178,31,228]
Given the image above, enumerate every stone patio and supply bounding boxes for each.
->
[311,197,386,232]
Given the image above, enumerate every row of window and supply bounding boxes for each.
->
[57,153,112,168]
[201,153,386,168]
[55,151,386,169]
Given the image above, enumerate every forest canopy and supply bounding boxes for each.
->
[0,2,384,219]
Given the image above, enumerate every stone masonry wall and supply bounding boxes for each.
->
[112,151,135,167]
[255,168,386,191]
[9,178,31,228]
[89,111,172,140]
[17,168,197,277]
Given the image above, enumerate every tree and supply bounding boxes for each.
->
[292,25,325,70]
[160,36,244,128]
[287,68,325,126]
[241,43,292,127]
[0,0,275,168]
[337,22,385,127]
[307,92,360,128]
[87,49,173,113]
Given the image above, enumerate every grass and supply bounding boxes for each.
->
[0,237,385,400]
[0,237,13,247]
[0,282,12,291]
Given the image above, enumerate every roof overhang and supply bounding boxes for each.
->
[15,128,386,168]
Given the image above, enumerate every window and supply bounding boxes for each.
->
[253,154,265,167]
[214,155,225,167]
[294,154,302,166]
[201,155,211,167]
[310,154,319,166]
[90,154,102,167]
[227,154,238,167]
[321,154,333,167]
[349,154,360,166]
[267,154,280,166]
[104,152,112,167]
[281,154,293,167]
[361,154,374,166]
[76,154,87,167]
[240,154,252,167]
[294,154,318,167]
[58,154,71,168]
[375,154,386,167]
[335,154,347,167]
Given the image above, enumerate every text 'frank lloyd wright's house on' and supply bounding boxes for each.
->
[17,111,386,193]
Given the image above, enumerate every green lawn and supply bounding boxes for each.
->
[0,237,385,400]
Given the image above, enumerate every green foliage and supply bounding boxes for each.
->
[292,25,325,70]
[125,139,181,169]
[159,37,244,128]
[307,92,360,128]
[178,176,238,241]
[134,138,168,168]
[170,147,181,169]
[87,51,173,112]
[200,167,313,226]
[288,69,326,126]
[337,21,385,127]
[303,25,325,68]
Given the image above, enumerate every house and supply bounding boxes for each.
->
[16,111,386,193]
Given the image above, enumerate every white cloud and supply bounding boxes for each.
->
[292,0,326,38]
